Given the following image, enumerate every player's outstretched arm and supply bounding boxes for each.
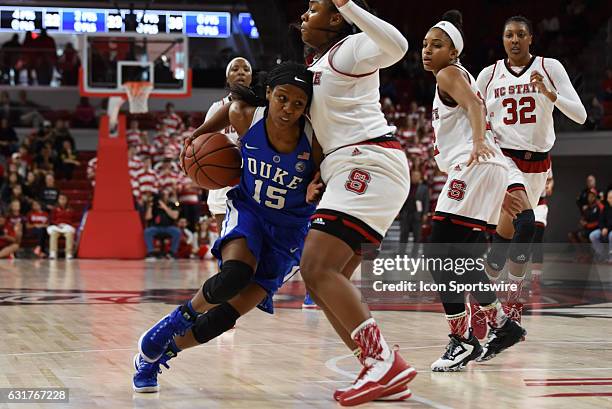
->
[331,0,408,74]
[437,66,495,166]
[537,58,587,124]
[189,103,232,143]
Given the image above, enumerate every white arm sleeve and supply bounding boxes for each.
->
[204,100,222,123]
[331,1,408,74]
[544,58,587,124]
[476,65,495,98]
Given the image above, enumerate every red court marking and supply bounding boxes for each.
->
[536,392,612,398]
[525,377,612,382]
[526,382,612,386]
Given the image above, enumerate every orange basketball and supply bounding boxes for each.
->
[182,132,242,190]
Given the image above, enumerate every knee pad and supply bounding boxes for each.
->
[202,260,253,304]
[486,233,512,272]
[508,209,536,264]
[191,303,240,344]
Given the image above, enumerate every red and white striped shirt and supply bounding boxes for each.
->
[138,168,158,195]
[157,169,180,193]
[430,174,448,203]
[159,113,183,134]
[126,129,145,146]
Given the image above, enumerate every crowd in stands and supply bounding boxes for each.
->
[570,174,612,262]
[88,103,219,260]
[0,112,80,259]
[0,30,80,86]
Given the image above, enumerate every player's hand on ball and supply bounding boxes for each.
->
[306,171,325,204]
[467,141,495,166]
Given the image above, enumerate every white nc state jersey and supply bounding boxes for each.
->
[206,96,240,143]
[308,37,395,155]
[431,65,504,173]
[480,56,556,152]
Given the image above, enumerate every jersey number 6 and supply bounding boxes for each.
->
[345,169,371,195]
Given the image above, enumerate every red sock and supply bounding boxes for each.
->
[481,300,508,328]
[446,311,469,338]
[351,318,390,366]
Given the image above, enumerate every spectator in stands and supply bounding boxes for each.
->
[569,188,603,244]
[8,184,31,214]
[34,143,56,174]
[159,102,183,136]
[33,29,57,85]
[51,119,75,153]
[16,90,45,128]
[155,158,179,192]
[577,174,598,212]
[73,97,96,128]
[0,91,12,121]
[12,146,33,179]
[86,157,97,186]
[144,189,181,260]
[0,214,19,259]
[177,177,201,232]
[589,189,612,262]
[57,42,80,86]
[1,172,21,205]
[400,169,429,256]
[26,200,49,258]
[135,131,152,161]
[138,157,158,197]
[6,199,24,244]
[585,96,604,130]
[22,171,38,199]
[39,173,59,212]
[47,193,75,259]
[21,32,36,85]
[0,117,18,157]
[602,68,612,101]
[0,34,20,85]
[176,217,196,259]
[126,119,145,147]
[57,140,80,180]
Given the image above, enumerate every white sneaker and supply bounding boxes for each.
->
[431,332,482,372]
[66,254,74,260]
[49,251,57,260]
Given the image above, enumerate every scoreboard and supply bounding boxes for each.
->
[0,6,239,38]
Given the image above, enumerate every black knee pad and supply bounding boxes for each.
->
[508,209,536,264]
[191,302,240,344]
[486,233,511,272]
[202,260,253,304]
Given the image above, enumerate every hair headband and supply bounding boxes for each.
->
[432,21,464,55]
[226,57,252,78]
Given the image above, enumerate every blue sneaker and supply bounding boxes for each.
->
[302,292,318,309]
[132,351,175,393]
[138,306,194,362]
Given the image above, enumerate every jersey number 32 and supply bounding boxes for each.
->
[502,96,536,125]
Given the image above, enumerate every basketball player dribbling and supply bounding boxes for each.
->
[204,57,253,227]
[476,16,586,328]
[298,1,415,405]
[133,63,321,393]
[422,10,526,369]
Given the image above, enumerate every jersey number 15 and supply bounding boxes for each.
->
[253,180,286,209]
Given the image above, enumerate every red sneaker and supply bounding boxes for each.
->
[337,348,417,407]
[334,382,411,402]
[468,295,487,340]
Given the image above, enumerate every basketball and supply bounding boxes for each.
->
[182,132,242,190]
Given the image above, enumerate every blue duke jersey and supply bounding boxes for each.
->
[235,106,316,225]
[214,107,316,314]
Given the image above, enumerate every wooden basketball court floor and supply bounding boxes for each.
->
[0,259,610,409]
